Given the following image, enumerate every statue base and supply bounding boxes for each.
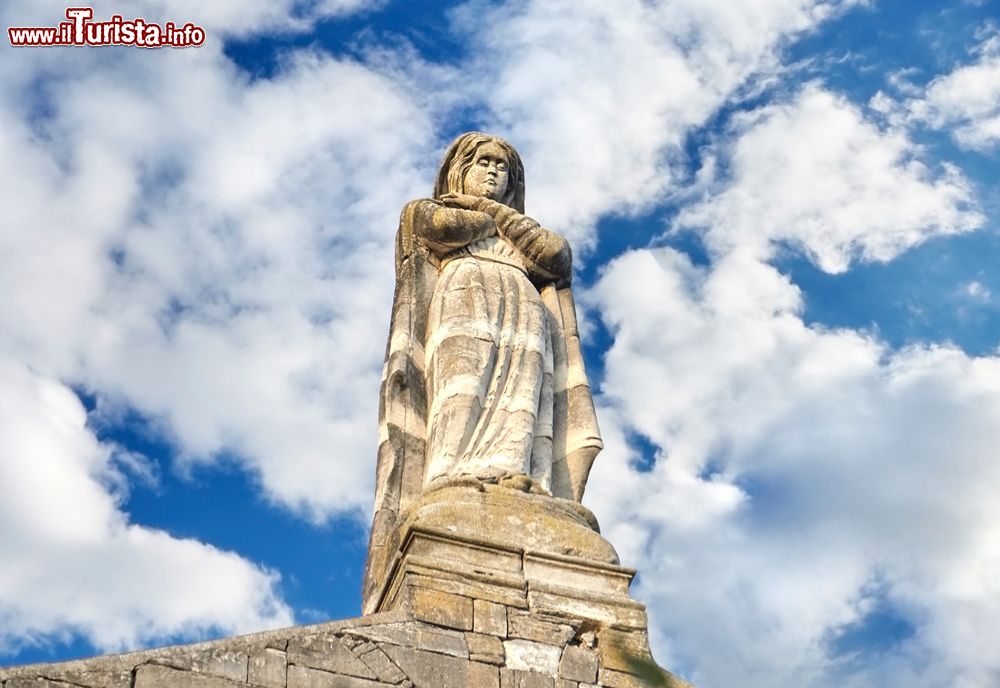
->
[367,484,688,687]
[0,485,690,688]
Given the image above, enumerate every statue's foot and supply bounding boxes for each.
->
[493,472,551,496]
[428,470,553,496]
[498,473,533,492]
[424,473,485,494]
[528,480,551,497]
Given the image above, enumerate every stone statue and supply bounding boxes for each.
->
[363,132,603,610]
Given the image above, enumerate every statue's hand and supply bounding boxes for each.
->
[440,192,485,211]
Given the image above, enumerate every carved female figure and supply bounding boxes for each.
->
[422,135,574,493]
[364,133,602,607]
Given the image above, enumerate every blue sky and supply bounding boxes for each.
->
[1,1,999,686]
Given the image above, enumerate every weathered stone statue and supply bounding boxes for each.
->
[363,132,605,608]
[380,132,601,497]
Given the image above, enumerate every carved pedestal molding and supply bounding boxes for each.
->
[371,484,645,626]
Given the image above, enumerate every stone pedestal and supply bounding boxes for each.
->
[365,484,687,687]
[371,485,645,626]
[0,486,690,688]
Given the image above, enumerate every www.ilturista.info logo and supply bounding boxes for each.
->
[8,7,206,47]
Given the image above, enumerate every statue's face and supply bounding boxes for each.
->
[463,142,509,201]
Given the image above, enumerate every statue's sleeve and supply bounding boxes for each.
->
[473,199,571,284]
[407,199,498,258]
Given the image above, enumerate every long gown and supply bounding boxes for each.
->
[422,234,555,492]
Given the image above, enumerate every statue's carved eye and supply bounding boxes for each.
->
[477,157,506,170]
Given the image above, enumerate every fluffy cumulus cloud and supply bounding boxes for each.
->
[584,86,997,687]
[677,85,983,271]
[872,30,1000,151]
[915,44,1000,150]
[0,359,293,652]
[0,17,441,520]
[451,0,865,246]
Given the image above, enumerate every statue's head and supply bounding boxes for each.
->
[434,132,525,213]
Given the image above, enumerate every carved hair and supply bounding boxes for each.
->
[433,132,525,213]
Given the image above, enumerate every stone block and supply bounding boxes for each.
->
[357,646,407,684]
[401,568,527,609]
[162,649,249,683]
[411,625,469,659]
[68,670,134,688]
[383,646,496,688]
[499,669,554,688]
[507,610,575,646]
[596,629,651,674]
[466,633,505,665]
[406,531,523,574]
[467,661,500,688]
[599,664,691,688]
[555,680,576,688]
[527,589,647,630]
[134,664,246,688]
[286,665,394,688]
[558,646,598,684]
[502,640,561,675]
[5,680,64,688]
[347,623,468,659]
[249,648,287,687]
[474,599,508,637]
[383,646,464,688]
[523,553,633,598]
[287,636,376,680]
[598,668,647,688]
[15,669,132,688]
[409,588,473,631]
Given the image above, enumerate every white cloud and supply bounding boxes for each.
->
[963,280,992,302]
[0,41,445,519]
[589,249,1000,688]
[676,85,983,272]
[450,0,866,247]
[877,31,1000,151]
[0,359,292,653]
[584,87,997,687]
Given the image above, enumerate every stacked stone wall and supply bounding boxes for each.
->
[0,606,684,688]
